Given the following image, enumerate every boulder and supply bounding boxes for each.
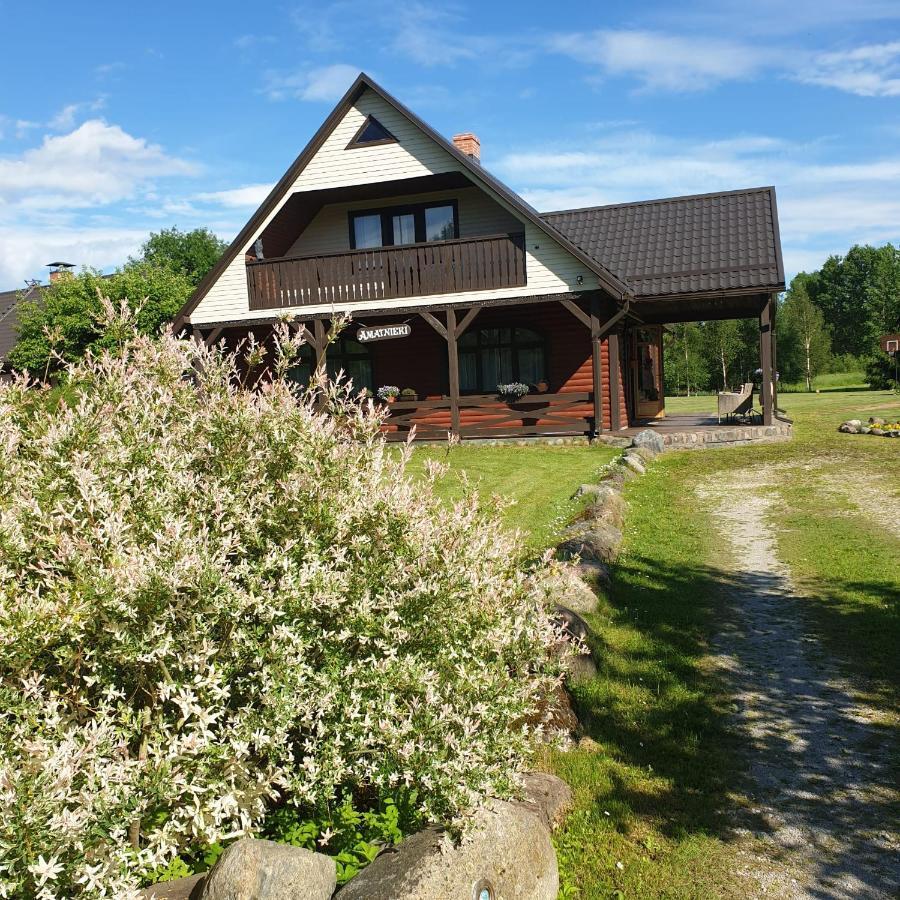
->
[838,423,858,434]
[554,604,589,642]
[872,428,886,436]
[575,560,611,589]
[335,800,558,900]
[581,490,626,530]
[860,426,872,434]
[141,875,205,900]
[621,453,646,475]
[198,838,335,900]
[627,444,657,463]
[631,429,665,456]
[540,565,598,615]
[520,683,580,739]
[567,653,599,682]
[558,523,623,565]
[518,773,574,832]
[869,416,885,425]
[574,483,604,498]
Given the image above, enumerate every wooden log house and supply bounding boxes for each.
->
[175,74,786,440]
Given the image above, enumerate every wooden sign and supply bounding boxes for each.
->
[357,323,411,343]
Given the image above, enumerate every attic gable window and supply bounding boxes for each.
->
[346,115,397,149]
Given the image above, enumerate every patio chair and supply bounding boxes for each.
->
[717,382,754,423]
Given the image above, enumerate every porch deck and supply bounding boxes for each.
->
[617,413,793,449]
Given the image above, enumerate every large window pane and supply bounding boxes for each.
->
[424,205,456,242]
[391,213,416,245]
[459,351,477,391]
[517,346,544,385]
[353,214,382,249]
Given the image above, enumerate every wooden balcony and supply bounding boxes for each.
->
[246,232,526,310]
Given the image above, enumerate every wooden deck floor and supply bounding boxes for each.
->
[614,413,793,447]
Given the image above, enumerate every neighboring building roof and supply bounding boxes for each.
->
[0,283,41,362]
[542,187,785,299]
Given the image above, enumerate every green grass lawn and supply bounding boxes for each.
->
[405,442,620,552]
[409,388,899,899]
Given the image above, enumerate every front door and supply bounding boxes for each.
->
[629,326,664,419]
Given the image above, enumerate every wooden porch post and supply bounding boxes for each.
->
[589,296,603,435]
[313,318,326,372]
[608,329,622,431]
[771,294,778,415]
[446,307,460,437]
[759,297,774,426]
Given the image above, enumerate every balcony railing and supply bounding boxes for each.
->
[246,232,526,310]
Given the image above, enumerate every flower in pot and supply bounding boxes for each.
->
[377,385,400,403]
[535,380,549,394]
[497,382,530,401]
[400,387,418,402]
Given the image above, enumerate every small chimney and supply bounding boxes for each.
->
[47,261,75,283]
[452,132,480,163]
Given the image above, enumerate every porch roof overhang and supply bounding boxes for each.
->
[628,289,775,324]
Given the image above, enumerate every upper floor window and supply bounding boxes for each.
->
[459,327,546,393]
[349,201,458,249]
[346,115,397,149]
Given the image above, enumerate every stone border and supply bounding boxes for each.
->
[659,422,792,449]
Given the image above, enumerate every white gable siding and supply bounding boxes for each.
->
[190,89,599,325]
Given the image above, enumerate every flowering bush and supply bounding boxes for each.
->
[496,382,530,399]
[0,305,565,898]
[376,384,399,401]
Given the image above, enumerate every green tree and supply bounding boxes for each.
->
[663,322,706,395]
[703,319,743,390]
[9,264,193,376]
[131,227,227,285]
[779,276,830,390]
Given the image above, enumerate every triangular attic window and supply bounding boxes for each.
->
[346,115,397,149]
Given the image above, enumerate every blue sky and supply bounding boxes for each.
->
[2,0,900,288]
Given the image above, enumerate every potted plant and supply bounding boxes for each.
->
[376,385,400,403]
[535,380,549,394]
[399,387,418,402]
[497,382,530,401]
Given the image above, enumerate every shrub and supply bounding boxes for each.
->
[0,304,565,899]
[496,382,530,399]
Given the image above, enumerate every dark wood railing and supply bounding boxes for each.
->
[382,391,593,441]
[246,232,526,310]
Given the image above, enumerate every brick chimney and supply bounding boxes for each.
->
[452,132,480,163]
[47,262,75,283]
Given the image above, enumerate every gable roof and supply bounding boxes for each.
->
[174,73,631,330]
[543,187,785,299]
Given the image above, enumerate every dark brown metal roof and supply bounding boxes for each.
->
[542,187,785,300]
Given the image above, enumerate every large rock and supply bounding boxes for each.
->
[582,489,626,530]
[198,838,335,900]
[620,453,646,475]
[335,800,558,900]
[554,604,589,642]
[557,522,623,565]
[575,559,611,589]
[631,429,665,456]
[539,565,598,615]
[141,875,205,899]
[518,773,574,832]
[566,653,599,682]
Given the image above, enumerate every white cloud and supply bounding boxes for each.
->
[194,184,273,208]
[263,64,359,102]
[549,30,768,92]
[49,99,106,132]
[0,226,149,288]
[494,126,900,280]
[796,41,900,97]
[0,120,198,211]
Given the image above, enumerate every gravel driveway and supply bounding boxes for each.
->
[697,470,899,899]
